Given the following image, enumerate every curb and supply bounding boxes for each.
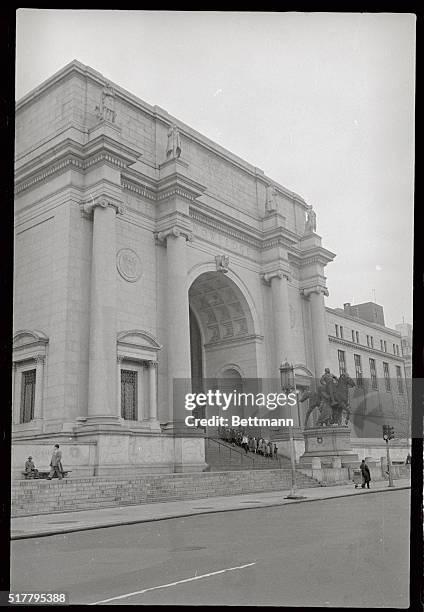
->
[11,484,410,541]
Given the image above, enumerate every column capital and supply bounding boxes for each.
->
[148,360,159,368]
[82,197,125,217]
[300,285,329,299]
[260,269,290,285]
[117,355,124,365]
[34,354,46,364]
[156,226,193,244]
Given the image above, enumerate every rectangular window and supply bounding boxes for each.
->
[396,345,400,356]
[366,335,370,347]
[338,350,346,375]
[393,344,396,354]
[20,369,36,423]
[383,362,391,391]
[121,369,138,420]
[396,366,403,394]
[384,340,387,352]
[335,324,339,337]
[380,339,384,351]
[351,330,355,342]
[340,326,344,339]
[369,358,378,389]
[356,331,359,343]
[370,336,374,349]
[354,354,363,387]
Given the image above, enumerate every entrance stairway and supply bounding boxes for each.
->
[205,437,319,488]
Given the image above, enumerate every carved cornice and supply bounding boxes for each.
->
[300,285,329,298]
[293,245,336,268]
[121,176,157,201]
[15,139,139,196]
[329,336,406,362]
[157,187,198,204]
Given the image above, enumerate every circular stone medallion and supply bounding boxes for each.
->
[117,248,142,282]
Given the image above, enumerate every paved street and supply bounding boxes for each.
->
[11,489,409,607]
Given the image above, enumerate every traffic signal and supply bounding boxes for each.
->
[383,424,395,441]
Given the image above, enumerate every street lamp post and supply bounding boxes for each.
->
[280,361,306,500]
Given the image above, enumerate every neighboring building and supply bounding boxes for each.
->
[343,301,385,326]
[395,322,412,379]
[327,303,411,458]
[13,61,409,476]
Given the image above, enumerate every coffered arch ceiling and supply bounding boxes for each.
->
[189,271,255,345]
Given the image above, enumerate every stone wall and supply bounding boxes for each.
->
[11,468,320,517]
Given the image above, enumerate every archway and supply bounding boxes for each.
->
[188,271,259,433]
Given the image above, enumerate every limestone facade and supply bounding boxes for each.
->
[13,61,409,476]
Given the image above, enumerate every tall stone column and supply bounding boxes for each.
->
[83,198,124,423]
[12,362,19,425]
[148,360,161,430]
[116,356,123,419]
[33,355,45,420]
[157,227,192,426]
[262,270,292,369]
[301,285,330,379]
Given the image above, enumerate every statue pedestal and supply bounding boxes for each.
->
[300,426,359,467]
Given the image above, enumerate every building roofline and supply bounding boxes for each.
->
[326,306,401,337]
[15,60,309,207]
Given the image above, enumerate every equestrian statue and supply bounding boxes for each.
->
[299,369,356,428]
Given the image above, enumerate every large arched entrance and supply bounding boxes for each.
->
[188,271,259,434]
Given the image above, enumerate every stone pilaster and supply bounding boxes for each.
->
[83,197,124,425]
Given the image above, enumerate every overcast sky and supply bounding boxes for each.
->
[15,10,415,328]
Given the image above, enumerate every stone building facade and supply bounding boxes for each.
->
[13,61,409,476]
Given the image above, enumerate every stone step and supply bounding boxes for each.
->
[12,469,321,517]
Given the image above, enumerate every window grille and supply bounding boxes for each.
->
[396,366,403,394]
[20,369,36,423]
[354,354,363,386]
[121,369,138,420]
[383,362,391,391]
[338,350,346,375]
[369,358,378,389]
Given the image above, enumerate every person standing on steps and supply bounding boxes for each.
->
[47,444,63,480]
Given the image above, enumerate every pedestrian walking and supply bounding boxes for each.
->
[47,444,64,480]
[273,444,278,459]
[360,459,371,489]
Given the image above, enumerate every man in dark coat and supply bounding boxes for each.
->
[47,444,63,480]
[360,459,371,489]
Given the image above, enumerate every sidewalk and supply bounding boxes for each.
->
[11,478,410,540]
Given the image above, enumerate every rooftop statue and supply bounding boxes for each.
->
[166,124,182,159]
[304,205,317,234]
[96,82,116,123]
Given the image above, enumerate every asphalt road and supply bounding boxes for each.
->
[11,489,410,607]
